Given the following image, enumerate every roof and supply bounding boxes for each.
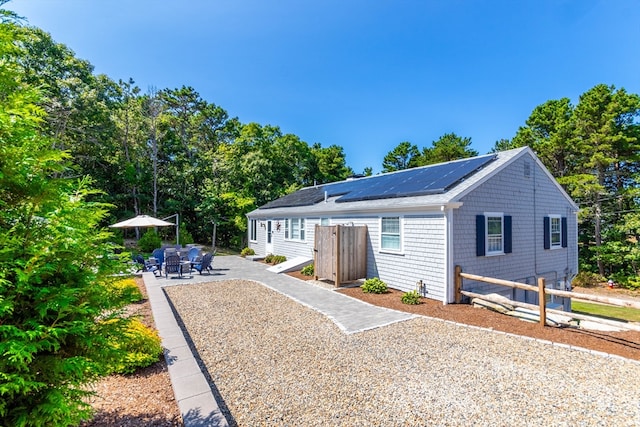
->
[248,147,578,217]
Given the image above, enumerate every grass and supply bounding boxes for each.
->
[571,301,640,323]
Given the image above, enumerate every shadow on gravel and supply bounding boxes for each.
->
[182,408,233,427]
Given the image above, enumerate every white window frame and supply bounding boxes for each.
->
[285,218,305,242]
[249,219,257,242]
[485,212,504,256]
[549,215,562,249]
[380,216,402,253]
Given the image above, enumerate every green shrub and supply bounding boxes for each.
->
[240,247,255,257]
[109,278,143,303]
[361,277,388,294]
[264,253,286,264]
[106,318,163,375]
[110,228,125,246]
[138,229,162,253]
[272,255,287,265]
[571,271,606,288]
[301,264,314,276]
[621,276,640,290]
[0,74,153,425]
[401,290,421,305]
[176,223,194,245]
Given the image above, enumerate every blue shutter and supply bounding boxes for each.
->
[561,217,568,248]
[504,215,512,254]
[543,216,550,249]
[476,215,485,256]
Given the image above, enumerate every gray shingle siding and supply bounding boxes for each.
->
[367,214,446,299]
[453,152,578,301]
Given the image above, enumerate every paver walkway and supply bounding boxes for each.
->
[142,255,415,426]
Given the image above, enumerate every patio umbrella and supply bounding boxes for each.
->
[110,214,174,228]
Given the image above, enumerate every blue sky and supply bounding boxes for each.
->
[9,0,640,174]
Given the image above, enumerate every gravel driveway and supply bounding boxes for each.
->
[166,279,640,426]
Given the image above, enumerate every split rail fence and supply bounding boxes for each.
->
[454,265,640,331]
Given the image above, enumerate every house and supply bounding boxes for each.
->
[246,147,578,307]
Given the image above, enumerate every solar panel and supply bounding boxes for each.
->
[336,154,496,203]
[258,154,496,209]
[259,187,325,209]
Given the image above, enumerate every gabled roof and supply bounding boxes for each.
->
[261,153,497,209]
[248,147,577,217]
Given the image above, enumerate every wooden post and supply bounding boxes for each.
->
[538,277,546,327]
[454,265,462,303]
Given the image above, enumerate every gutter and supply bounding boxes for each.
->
[247,201,464,218]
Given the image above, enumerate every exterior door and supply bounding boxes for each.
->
[265,220,274,254]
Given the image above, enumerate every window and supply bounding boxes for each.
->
[320,218,330,226]
[380,216,401,251]
[285,218,305,241]
[476,213,512,256]
[486,215,503,254]
[550,216,561,248]
[249,219,257,242]
[544,216,567,249]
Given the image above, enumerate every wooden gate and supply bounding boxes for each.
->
[314,225,367,287]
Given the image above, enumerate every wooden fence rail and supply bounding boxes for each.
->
[454,265,640,330]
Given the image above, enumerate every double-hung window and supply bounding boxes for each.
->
[476,213,512,256]
[285,218,305,241]
[486,214,503,254]
[380,216,401,252]
[544,215,567,249]
[550,216,561,248]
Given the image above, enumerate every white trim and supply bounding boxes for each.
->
[248,202,464,219]
[549,214,562,249]
[249,219,258,242]
[285,217,306,242]
[379,215,403,254]
[444,208,453,304]
[484,212,504,256]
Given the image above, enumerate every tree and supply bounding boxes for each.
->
[512,98,574,177]
[570,84,640,275]
[311,143,353,183]
[0,18,136,425]
[491,138,517,153]
[416,133,478,165]
[382,141,419,172]
[515,84,640,278]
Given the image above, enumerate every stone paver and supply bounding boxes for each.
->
[142,255,415,426]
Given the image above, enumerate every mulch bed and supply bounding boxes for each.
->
[286,271,640,362]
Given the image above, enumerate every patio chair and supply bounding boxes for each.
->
[134,254,160,276]
[186,247,202,264]
[150,248,164,269]
[164,253,190,278]
[192,252,214,275]
[133,254,146,272]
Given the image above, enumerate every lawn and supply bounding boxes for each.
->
[571,301,640,323]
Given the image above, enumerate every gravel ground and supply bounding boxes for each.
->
[166,279,640,426]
